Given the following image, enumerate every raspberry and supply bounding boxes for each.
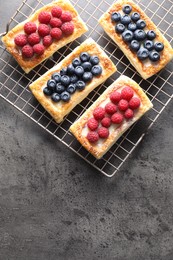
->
[22,45,34,58]
[50,17,62,28]
[124,108,134,119]
[38,11,51,24]
[43,35,53,47]
[61,22,74,35]
[110,90,121,103]
[87,118,99,131]
[27,33,40,46]
[118,99,129,111]
[24,22,37,34]
[98,127,109,139]
[101,117,111,128]
[51,6,62,18]
[14,34,28,47]
[111,112,124,124]
[87,131,99,143]
[38,24,50,37]
[121,86,134,101]
[50,28,62,40]
[129,97,141,109]
[33,44,45,55]
[105,102,117,114]
[93,107,105,120]
[60,11,72,22]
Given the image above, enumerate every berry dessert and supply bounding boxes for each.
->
[41,51,103,103]
[2,0,88,73]
[29,38,117,123]
[99,0,173,79]
[70,75,153,159]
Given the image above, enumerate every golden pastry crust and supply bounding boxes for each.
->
[29,38,117,123]
[2,0,88,73]
[99,0,173,79]
[70,75,153,159]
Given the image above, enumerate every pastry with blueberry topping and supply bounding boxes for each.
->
[70,75,153,159]
[29,38,117,123]
[2,0,88,73]
[99,0,173,79]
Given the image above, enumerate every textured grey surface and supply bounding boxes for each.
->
[0,1,173,260]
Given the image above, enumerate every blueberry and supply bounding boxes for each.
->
[51,93,61,102]
[76,81,86,91]
[144,40,154,51]
[82,72,93,82]
[122,5,132,14]
[82,62,92,71]
[47,79,56,91]
[134,29,146,41]
[75,66,85,77]
[80,52,90,62]
[154,42,164,52]
[131,12,140,22]
[70,74,79,84]
[67,64,75,75]
[136,19,146,29]
[137,47,149,60]
[149,51,160,62]
[130,40,140,52]
[51,72,61,83]
[121,14,131,25]
[72,57,81,67]
[43,87,52,96]
[91,65,102,76]
[111,12,121,22]
[128,23,137,31]
[66,84,76,94]
[122,30,134,42]
[60,68,67,76]
[147,30,156,40]
[60,75,70,86]
[55,83,65,94]
[90,55,100,65]
[115,23,125,34]
[60,91,71,102]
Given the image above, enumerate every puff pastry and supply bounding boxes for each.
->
[99,0,173,79]
[29,38,117,123]
[70,75,153,159]
[2,0,88,73]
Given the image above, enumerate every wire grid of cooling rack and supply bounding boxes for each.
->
[0,0,172,177]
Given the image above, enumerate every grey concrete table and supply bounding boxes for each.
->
[0,1,173,259]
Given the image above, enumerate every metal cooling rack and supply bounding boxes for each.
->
[0,0,172,177]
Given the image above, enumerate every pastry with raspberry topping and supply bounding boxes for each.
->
[2,0,88,73]
[70,75,153,159]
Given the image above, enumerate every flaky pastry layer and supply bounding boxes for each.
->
[29,38,117,123]
[70,75,153,159]
[2,0,88,73]
[99,0,173,79]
